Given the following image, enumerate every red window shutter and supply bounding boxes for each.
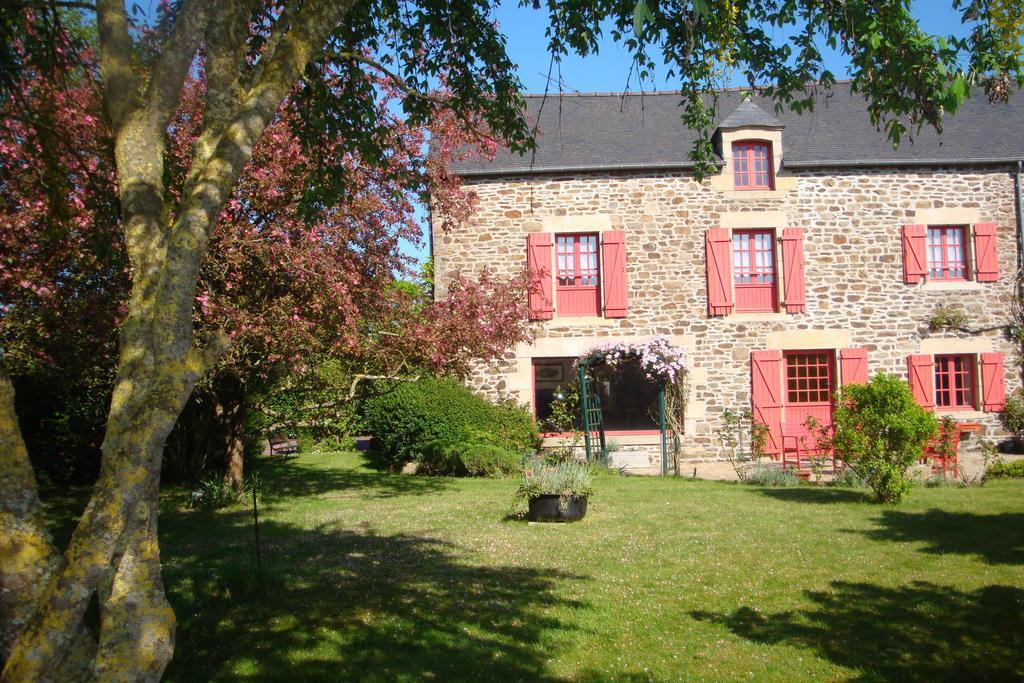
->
[907,354,935,410]
[526,232,553,320]
[902,224,927,284]
[980,352,1007,411]
[780,227,806,313]
[601,230,628,318]
[840,347,869,386]
[750,350,783,455]
[973,223,999,282]
[706,228,734,316]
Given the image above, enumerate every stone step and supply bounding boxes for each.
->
[606,451,652,469]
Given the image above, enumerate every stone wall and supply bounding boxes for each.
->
[433,165,1021,458]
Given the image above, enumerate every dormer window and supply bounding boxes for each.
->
[732,141,773,190]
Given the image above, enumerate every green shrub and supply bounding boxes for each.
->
[457,443,524,477]
[985,459,1024,479]
[189,476,246,510]
[362,377,540,470]
[1000,393,1024,441]
[832,466,869,489]
[832,373,937,503]
[417,440,524,477]
[742,463,801,487]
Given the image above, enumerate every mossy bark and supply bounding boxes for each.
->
[0,1,356,680]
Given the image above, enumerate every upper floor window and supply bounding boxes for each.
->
[733,141,774,190]
[934,354,976,410]
[555,233,601,316]
[927,226,968,281]
[526,230,628,321]
[732,229,777,312]
[902,222,998,285]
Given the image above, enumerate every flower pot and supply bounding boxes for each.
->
[527,494,588,523]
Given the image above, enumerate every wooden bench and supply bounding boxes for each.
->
[268,432,299,456]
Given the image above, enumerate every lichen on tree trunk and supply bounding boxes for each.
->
[0,2,358,680]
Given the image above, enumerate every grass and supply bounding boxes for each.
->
[45,451,1024,681]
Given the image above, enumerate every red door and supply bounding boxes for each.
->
[783,350,835,430]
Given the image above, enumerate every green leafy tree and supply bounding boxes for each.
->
[0,1,1020,679]
[832,373,938,503]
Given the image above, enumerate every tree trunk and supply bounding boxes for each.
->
[217,379,248,490]
[1,2,356,679]
[94,492,175,681]
[0,371,95,680]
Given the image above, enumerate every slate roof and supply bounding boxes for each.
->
[452,81,1024,176]
[717,97,783,130]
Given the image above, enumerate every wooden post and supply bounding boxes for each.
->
[578,364,592,461]
[659,383,667,476]
[252,482,262,577]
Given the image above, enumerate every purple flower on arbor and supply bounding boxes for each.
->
[576,335,688,384]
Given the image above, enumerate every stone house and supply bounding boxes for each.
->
[432,83,1024,469]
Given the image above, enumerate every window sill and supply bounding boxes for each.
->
[719,188,790,200]
[546,316,619,326]
[919,280,984,292]
[935,409,986,419]
[726,311,789,322]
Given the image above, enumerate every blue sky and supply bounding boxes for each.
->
[492,1,972,94]
[407,1,975,265]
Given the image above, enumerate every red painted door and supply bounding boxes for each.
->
[783,350,835,431]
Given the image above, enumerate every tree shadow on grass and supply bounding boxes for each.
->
[850,509,1024,566]
[161,513,587,681]
[753,487,874,505]
[693,580,1024,681]
[255,455,448,500]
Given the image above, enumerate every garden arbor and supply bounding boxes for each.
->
[576,337,688,475]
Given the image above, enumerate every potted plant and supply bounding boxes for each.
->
[515,456,593,522]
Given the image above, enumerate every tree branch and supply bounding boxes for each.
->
[337,50,452,107]
[161,0,359,356]
[140,0,211,130]
[0,1,95,10]
[95,0,141,131]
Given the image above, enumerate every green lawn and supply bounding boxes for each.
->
[48,452,1024,681]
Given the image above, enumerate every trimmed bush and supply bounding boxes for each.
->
[362,377,540,471]
[832,373,937,503]
[986,459,1024,479]
[418,440,524,477]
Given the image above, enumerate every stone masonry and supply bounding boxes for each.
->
[433,164,1020,463]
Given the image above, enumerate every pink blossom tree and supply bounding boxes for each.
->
[0,8,531,677]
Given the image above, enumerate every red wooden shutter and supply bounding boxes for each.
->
[902,224,927,284]
[907,354,935,409]
[980,352,1007,411]
[973,223,999,282]
[781,227,806,313]
[526,232,553,320]
[601,230,628,318]
[750,350,783,455]
[840,347,869,386]
[706,228,733,316]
